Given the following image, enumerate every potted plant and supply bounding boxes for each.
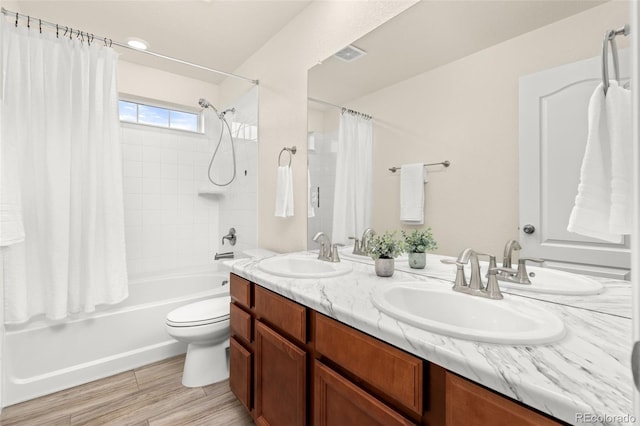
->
[367,231,405,277]
[402,228,438,269]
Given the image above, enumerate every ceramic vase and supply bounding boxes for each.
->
[375,258,395,277]
[408,252,426,269]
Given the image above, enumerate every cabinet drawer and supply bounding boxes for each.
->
[230,337,252,412]
[230,303,252,343]
[230,273,251,308]
[314,361,414,426]
[314,313,423,416]
[254,285,306,343]
[446,373,561,426]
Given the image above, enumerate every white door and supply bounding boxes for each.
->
[519,51,631,279]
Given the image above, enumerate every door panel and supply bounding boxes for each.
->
[519,51,630,275]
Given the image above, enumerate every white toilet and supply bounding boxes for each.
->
[166,296,231,387]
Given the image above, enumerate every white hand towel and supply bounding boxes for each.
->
[606,81,632,235]
[400,163,426,225]
[567,82,620,243]
[274,165,294,218]
[307,167,315,218]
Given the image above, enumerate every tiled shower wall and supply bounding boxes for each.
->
[121,124,257,277]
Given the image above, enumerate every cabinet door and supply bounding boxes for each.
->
[255,321,306,426]
[229,337,252,412]
[314,361,415,426]
[446,373,560,426]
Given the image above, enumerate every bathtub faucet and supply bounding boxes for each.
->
[214,251,234,260]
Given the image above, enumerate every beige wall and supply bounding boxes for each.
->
[339,1,629,257]
[118,61,219,108]
[221,1,417,253]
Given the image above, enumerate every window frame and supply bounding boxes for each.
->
[118,94,204,134]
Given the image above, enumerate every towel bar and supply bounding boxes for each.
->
[388,160,450,173]
[278,146,297,167]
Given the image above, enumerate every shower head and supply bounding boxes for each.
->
[198,98,219,113]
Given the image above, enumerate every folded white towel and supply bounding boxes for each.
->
[274,165,294,218]
[567,82,628,243]
[307,167,315,218]
[606,81,632,234]
[400,163,426,225]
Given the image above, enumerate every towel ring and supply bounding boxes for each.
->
[602,25,630,95]
[278,146,297,167]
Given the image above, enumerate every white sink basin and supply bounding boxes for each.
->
[258,255,353,279]
[373,282,565,344]
[424,256,603,296]
[497,266,603,295]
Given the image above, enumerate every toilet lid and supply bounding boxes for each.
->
[166,297,230,327]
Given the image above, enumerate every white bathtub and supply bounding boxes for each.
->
[3,267,230,406]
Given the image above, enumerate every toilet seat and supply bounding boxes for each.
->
[166,297,230,327]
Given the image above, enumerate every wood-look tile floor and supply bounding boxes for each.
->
[0,355,254,426]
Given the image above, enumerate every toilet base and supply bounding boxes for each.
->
[181,338,230,387]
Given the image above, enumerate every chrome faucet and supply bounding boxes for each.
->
[442,249,515,300]
[222,227,237,246]
[499,239,544,285]
[312,232,342,262]
[347,228,376,257]
[502,239,522,270]
[360,228,376,254]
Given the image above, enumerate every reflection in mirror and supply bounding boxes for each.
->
[307,0,631,317]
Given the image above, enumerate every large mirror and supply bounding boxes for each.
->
[307,0,631,317]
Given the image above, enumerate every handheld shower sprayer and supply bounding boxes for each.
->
[199,98,237,186]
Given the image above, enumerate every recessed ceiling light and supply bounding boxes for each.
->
[126,38,149,50]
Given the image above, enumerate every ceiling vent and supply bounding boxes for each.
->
[333,44,367,62]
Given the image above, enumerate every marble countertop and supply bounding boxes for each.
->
[228,251,634,426]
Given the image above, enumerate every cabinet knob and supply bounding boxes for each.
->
[523,224,535,235]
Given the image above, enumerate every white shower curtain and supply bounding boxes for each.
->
[331,112,373,245]
[1,24,128,323]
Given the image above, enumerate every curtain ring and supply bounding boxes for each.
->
[15,12,18,27]
[109,39,113,48]
[56,24,59,38]
[39,19,42,34]
[27,15,30,29]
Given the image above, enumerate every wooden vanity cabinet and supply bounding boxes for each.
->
[255,320,307,425]
[229,274,563,426]
[253,285,308,426]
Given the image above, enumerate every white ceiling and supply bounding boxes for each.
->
[4,0,312,84]
[308,0,606,107]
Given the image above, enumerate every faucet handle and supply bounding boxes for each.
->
[514,257,545,284]
[485,266,516,300]
[348,237,361,253]
[330,244,344,262]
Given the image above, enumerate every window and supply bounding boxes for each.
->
[118,100,200,133]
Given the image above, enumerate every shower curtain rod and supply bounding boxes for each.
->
[1,8,259,85]
[308,97,372,119]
